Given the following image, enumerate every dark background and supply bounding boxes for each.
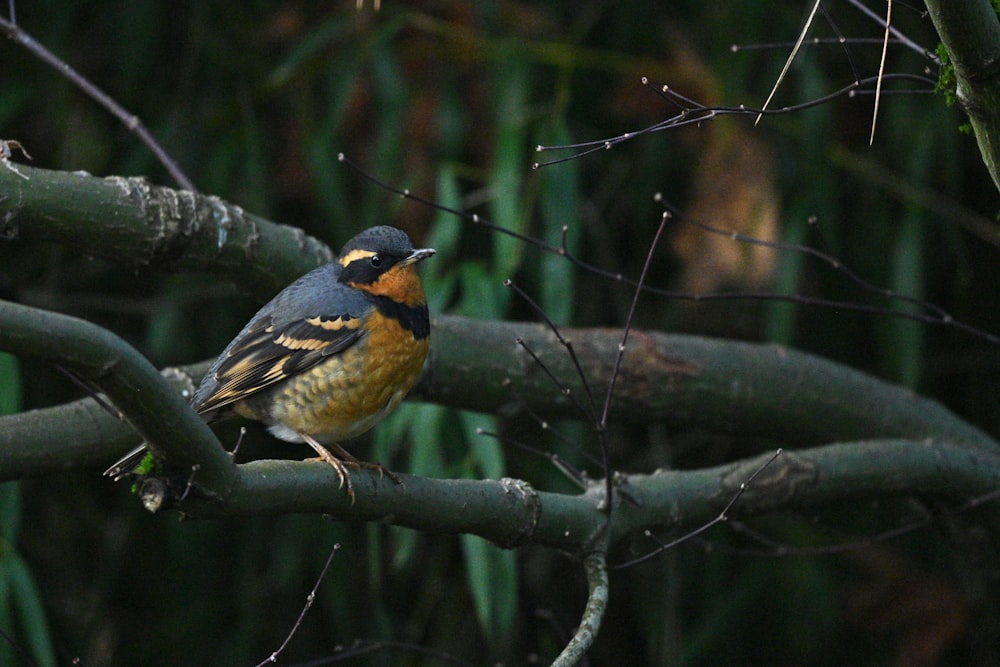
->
[1,2,997,665]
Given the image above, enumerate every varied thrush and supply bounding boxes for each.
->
[105,225,434,499]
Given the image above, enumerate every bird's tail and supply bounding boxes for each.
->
[103,445,152,480]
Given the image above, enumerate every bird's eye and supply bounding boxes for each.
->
[369,255,383,268]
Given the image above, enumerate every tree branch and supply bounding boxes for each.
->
[2,302,1000,558]
[2,163,998,556]
[0,360,210,479]
[420,316,997,452]
[551,551,608,667]
[169,439,1000,552]
[926,0,1000,193]
[0,163,333,295]
[2,308,996,483]
[0,16,195,190]
[0,299,234,498]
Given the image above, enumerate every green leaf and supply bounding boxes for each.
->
[537,119,581,325]
[0,353,21,415]
[458,411,504,480]
[0,484,20,545]
[458,262,508,320]
[421,165,464,312]
[0,553,12,667]
[460,533,518,648]
[490,59,530,279]
[9,554,57,667]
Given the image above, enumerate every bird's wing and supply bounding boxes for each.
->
[192,313,365,414]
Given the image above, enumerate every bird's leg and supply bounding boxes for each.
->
[300,433,355,504]
[325,440,403,486]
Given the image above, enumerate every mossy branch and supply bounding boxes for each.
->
[927,0,1000,193]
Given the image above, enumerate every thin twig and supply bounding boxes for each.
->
[598,212,670,512]
[478,428,589,489]
[614,449,783,569]
[843,0,933,61]
[177,465,200,503]
[818,0,861,84]
[0,16,195,190]
[0,625,38,667]
[336,150,1000,346]
[255,543,341,667]
[870,0,892,144]
[55,364,125,420]
[229,426,248,460]
[654,195,955,323]
[535,73,935,165]
[505,279,599,418]
[300,638,471,666]
[504,398,603,468]
[714,486,1000,558]
[756,0,823,125]
[513,336,594,421]
[732,37,906,52]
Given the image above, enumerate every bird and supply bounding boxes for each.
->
[105,225,435,500]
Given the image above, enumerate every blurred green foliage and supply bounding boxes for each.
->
[1,1,998,665]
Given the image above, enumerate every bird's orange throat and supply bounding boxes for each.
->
[350,265,427,307]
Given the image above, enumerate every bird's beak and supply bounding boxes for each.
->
[401,247,435,265]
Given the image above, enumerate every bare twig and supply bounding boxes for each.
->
[336,150,1000,347]
[55,364,124,420]
[844,0,934,61]
[732,36,907,51]
[511,335,594,423]
[230,426,248,460]
[255,543,341,667]
[0,624,38,667]
[756,0,823,125]
[535,73,935,166]
[596,212,669,513]
[0,16,195,190]
[308,638,471,665]
[713,486,1000,558]
[653,196,958,326]
[599,212,668,430]
[870,0,893,144]
[477,427,590,489]
[615,450,784,569]
[505,279,599,417]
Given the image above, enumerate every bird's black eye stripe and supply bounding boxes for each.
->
[339,251,401,285]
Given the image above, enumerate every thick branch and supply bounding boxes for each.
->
[0,361,210,478]
[3,164,993,465]
[170,439,1000,552]
[0,299,234,498]
[2,310,996,482]
[926,0,1000,193]
[0,163,333,294]
[1,164,998,551]
[420,317,997,452]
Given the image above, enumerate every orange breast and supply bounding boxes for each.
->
[260,311,429,443]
